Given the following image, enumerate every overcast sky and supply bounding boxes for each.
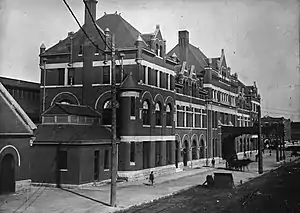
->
[0,0,299,121]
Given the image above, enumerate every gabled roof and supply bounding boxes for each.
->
[35,124,113,144]
[167,43,208,75]
[43,103,101,117]
[44,13,148,55]
[0,83,36,134]
[0,76,39,90]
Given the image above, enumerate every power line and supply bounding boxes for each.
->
[82,0,124,70]
[62,0,105,54]
[83,0,112,51]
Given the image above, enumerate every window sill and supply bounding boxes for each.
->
[130,162,135,166]
[104,169,109,172]
[143,125,151,127]
[155,125,162,128]
[59,169,68,172]
[130,116,136,120]
[166,126,173,128]
[78,54,83,57]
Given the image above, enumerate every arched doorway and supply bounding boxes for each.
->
[182,140,189,167]
[199,138,205,158]
[0,154,15,194]
[192,140,197,160]
[175,140,179,168]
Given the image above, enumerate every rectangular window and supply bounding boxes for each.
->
[170,75,174,91]
[58,68,65,85]
[195,114,201,127]
[104,149,109,170]
[142,66,146,84]
[202,113,207,128]
[116,65,121,83]
[58,150,67,170]
[177,111,185,127]
[103,66,110,84]
[166,74,169,90]
[130,142,135,163]
[160,72,164,88]
[131,97,135,116]
[148,68,152,85]
[154,70,158,87]
[68,68,75,85]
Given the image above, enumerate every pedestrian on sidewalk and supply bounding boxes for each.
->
[149,171,155,186]
[211,158,215,168]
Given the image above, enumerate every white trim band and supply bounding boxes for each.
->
[120,135,175,142]
[175,100,206,110]
[204,83,238,97]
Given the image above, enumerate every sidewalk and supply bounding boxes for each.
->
[0,150,297,213]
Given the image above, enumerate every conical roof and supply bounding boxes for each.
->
[120,72,141,92]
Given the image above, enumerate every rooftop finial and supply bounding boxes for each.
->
[40,43,46,49]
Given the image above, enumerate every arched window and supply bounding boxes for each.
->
[142,101,150,125]
[159,45,163,57]
[155,102,162,126]
[59,99,72,105]
[166,104,172,126]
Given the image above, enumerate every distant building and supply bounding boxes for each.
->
[0,83,36,194]
[261,116,291,142]
[0,76,40,123]
[291,122,300,142]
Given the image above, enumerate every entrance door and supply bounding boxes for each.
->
[175,141,179,168]
[183,140,189,167]
[0,154,15,194]
[183,148,188,166]
[94,150,100,181]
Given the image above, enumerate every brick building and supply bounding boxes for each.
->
[35,0,260,183]
[0,83,36,194]
[0,76,40,123]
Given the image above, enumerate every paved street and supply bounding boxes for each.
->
[0,150,297,213]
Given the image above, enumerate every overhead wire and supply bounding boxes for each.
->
[83,0,112,52]
[62,0,105,54]
[67,0,124,78]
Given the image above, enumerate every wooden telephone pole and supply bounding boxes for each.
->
[258,105,263,174]
[110,34,117,207]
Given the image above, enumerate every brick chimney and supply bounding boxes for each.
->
[178,30,189,62]
[84,0,98,26]
[82,0,97,107]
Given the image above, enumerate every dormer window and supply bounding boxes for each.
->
[156,44,159,56]
[159,45,163,57]
[78,45,83,56]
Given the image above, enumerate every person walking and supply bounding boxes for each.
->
[149,171,154,186]
[211,158,215,168]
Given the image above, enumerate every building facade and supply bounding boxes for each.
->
[0,83,36,194]
[37,0,260,182]
[0,76,40,124]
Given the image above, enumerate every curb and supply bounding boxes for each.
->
[114,184,197,213]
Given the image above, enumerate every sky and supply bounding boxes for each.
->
[0,0,299,121]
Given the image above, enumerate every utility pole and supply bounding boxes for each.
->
[110,34,117,207]
[258,105,263,174]
[42,58,47,112]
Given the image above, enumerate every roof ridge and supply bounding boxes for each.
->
[0,82,36,131]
